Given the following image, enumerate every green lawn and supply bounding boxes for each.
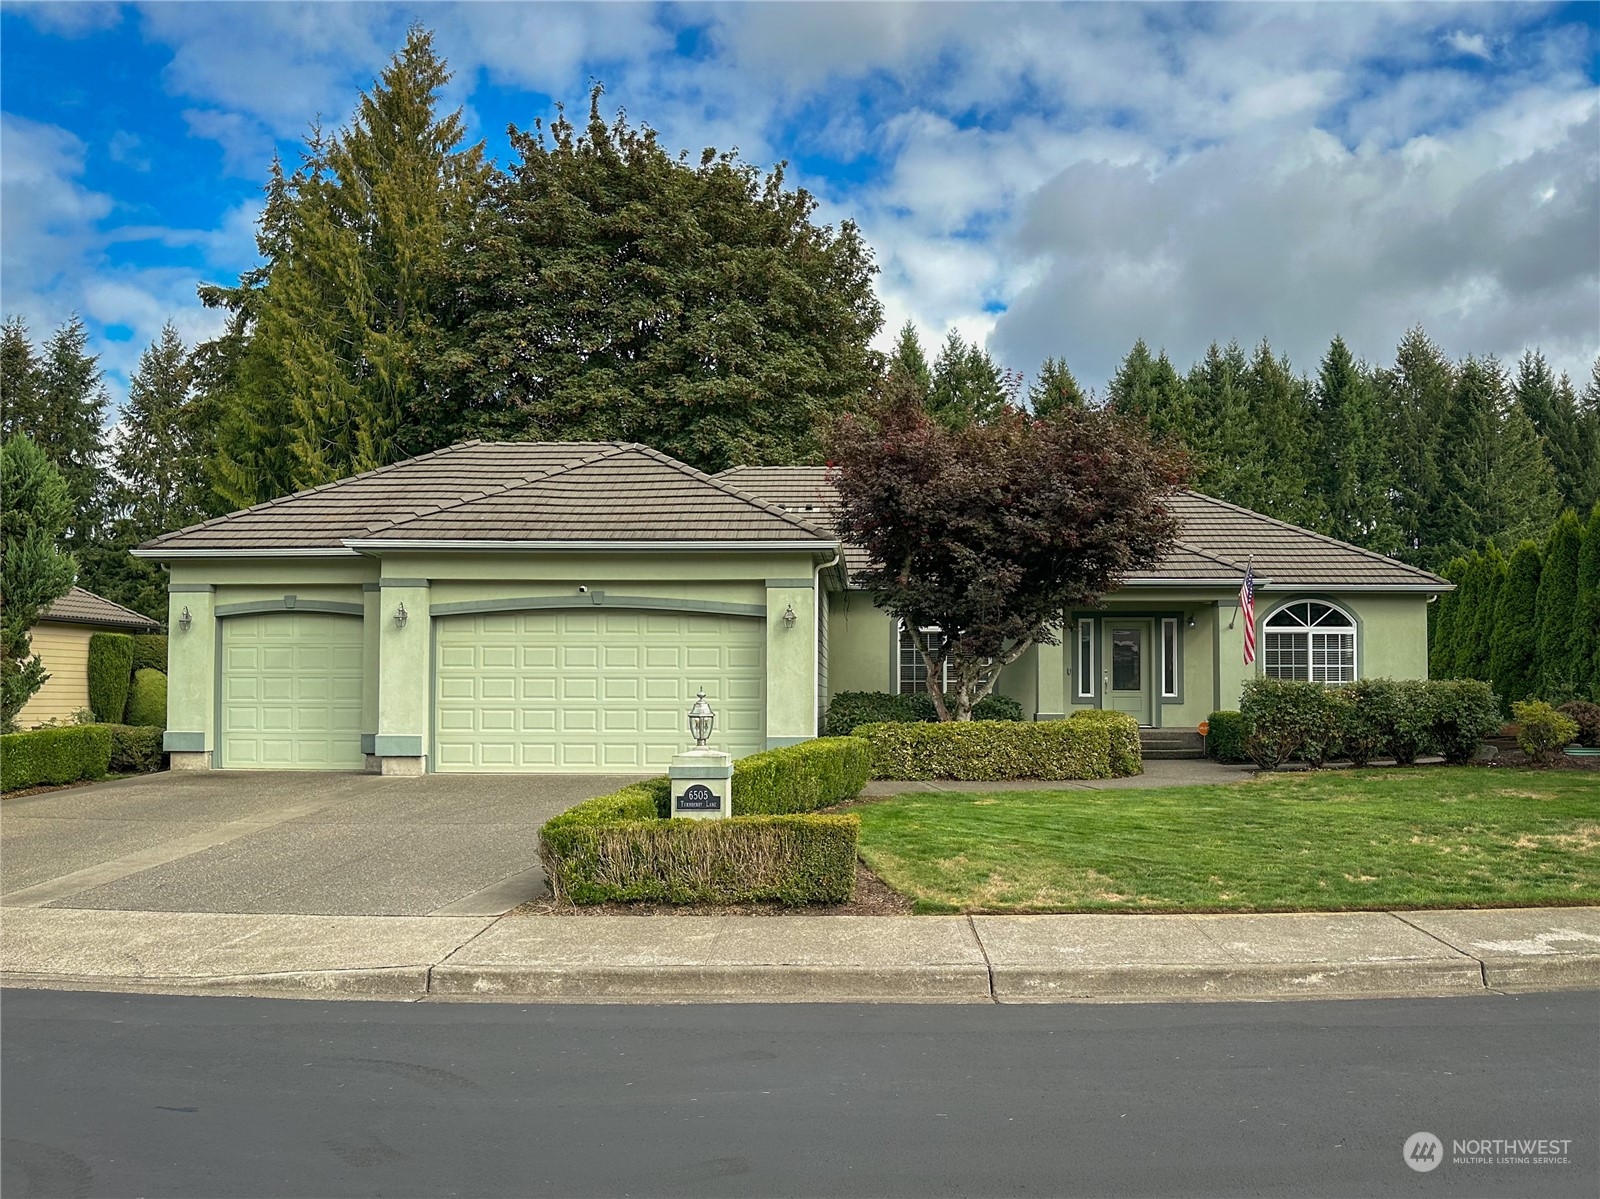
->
[853,768,1600,913]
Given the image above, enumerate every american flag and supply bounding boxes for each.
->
[1239,559,1257,665]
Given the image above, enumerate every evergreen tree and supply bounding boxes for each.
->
[1430,355,1499,564]
[1378,326,1454,564]
[927,331,1008,429]
[1106,339,1157,420]
[1313,335,1399,553]
[1187,341,1263,509]
[0,316,41,433]
[1484,389,1562,554]
[1429,555,1468,677]
[1143,351,1196,447]
[1461,544,1507,683]
[1573,503,1600,702]
[0,435,77,730]
[886,322,932,400]
[203,28,493,500]
[1029,356,1087,417]
[1489,539,1542,710]
[434,84,882,472]
[1535,509,1584,700]
[1245,339,1319,529]
[1515,351,1595,512]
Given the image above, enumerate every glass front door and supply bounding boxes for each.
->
[1106,622,1153,726]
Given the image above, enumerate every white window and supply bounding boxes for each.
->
[1076,618,1095,699]
[897,621,950,695]
[1262,601,1357,683]
[1161,618,1179,698]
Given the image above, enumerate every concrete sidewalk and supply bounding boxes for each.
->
[4,905,1596,1004]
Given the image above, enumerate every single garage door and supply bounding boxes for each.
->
[434,609,764,772]
[220,612,364,770]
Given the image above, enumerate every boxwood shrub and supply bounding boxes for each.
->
[87,632,135,723]
[853,719,1113,781]
[732,737,871,815]
[821,690,1024,736]
[106,724,166,774]
[539,778,858,905]
[124,668,168,729]
[1065,709,1142,776]
[1204,711,1247,763]
[1,724,113,792]
[130,634,168,675]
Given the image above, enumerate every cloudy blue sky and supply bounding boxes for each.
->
[3,1,1597,416]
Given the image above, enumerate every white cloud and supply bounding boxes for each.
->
[1447,30,1492,61]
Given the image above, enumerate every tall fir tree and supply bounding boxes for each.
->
[1029,356,1087,417]
[1245,339,1319,529]
[1514,351,1598,513]
[1573,503,1600,702]
[1106,339,1157,420]
[1187,341,1264,510]
[1489,539,1542,710]
[1534,508,1584,699]
[1378,326,1454,565]
[886,322,932,400]
[204,28,492,501]
[926,331,1009,429]
[1463,543,1507,684]
[1430,355,1499,565]
[1313,335,1399,553]
[1484,389,1562,553]
[0,316,41,432]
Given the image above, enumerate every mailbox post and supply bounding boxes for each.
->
[669,689,733,820]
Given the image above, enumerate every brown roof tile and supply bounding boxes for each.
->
[41,587,160,631]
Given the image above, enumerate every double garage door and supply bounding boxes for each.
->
[434,610,764,771]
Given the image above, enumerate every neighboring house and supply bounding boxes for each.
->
[15,587,161,728]
[135,441,1450,775]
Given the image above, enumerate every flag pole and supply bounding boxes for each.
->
[1228,553,1253,630]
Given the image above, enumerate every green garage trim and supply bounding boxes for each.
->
[373,734,423,756]
[430,594,765,619]
[163,731,206,752]
[216,599,365,618]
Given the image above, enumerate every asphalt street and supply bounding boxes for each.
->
[2,989,1595,1198]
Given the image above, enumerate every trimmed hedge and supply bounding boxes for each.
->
[106,724,165,774]
[539,778,858,905]
[1235,677,1501,769]
[87,632,135,723]
[732,737,871,815]
[854,719,1113,781]
[1066,709,1143,776]
[1204,711,1247,763]
[1,724,113,791]
[125,668,167,729]
[130,634,168,675]
[821,690,1025,736]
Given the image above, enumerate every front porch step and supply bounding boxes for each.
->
[1142,748,1208,760]
[1138,729,1205,761]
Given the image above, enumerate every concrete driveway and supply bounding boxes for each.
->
[1,771,643,917]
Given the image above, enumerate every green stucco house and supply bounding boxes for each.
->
[136,440,1450,774]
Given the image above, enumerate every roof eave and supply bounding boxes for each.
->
[341,538,839,553]
[130,547,362,559]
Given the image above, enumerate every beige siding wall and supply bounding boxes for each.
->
[15,623,96,728]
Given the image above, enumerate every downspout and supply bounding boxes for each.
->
[814,547,842,737]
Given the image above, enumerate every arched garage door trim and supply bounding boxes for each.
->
[430,594,766,619]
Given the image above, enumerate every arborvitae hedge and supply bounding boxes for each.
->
[86,633,135,723]
[1572,504,1600,702]
[1490,541,1543,710]
[1536,510,1583,698]
[130,634,168,675]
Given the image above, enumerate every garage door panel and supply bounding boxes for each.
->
[435,608,764,772]
[221,612,364,771]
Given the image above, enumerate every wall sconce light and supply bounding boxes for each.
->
[782,603,798,628]
[178,606,193,632]
[1187,614,1196,629]
[394,602,408,629]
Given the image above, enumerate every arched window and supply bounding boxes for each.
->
[1262,601,1357,683]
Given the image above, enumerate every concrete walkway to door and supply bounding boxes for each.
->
[1,771,641,917]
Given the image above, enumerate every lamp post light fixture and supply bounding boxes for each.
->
[782,602,798,628]
[178,606,193,633]
[394,602,408,629]
[687,688,715,747]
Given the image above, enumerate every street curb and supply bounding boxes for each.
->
[428,962,993,1002]
[988,959,1487,1003]
[0,966,431,999]
[1479,954,1600,992]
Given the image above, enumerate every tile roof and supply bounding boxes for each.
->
[716,466,1449,590]
[41,587,160,631]
[138,441,831,553]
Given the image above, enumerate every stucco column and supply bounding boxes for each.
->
[164,584,215,769]
[376,579,430,775]
[764,580,816,748]
[1035,638,1066,720]
[361,583,381,770]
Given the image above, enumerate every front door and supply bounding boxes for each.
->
[1105,620,1154,726]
